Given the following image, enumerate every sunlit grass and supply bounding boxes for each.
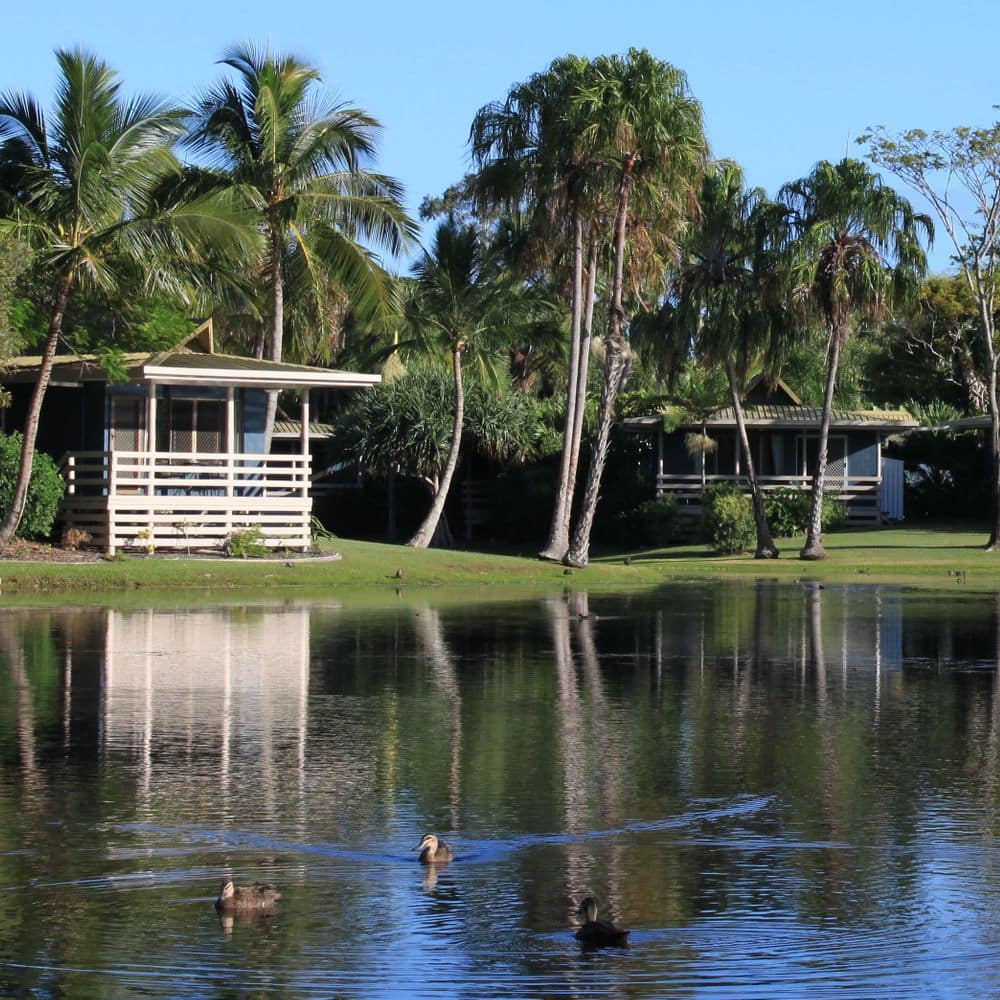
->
[0,521,997,600]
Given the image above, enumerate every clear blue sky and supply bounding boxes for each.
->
[4,0,996,272]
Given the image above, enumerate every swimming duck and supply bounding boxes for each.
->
[574,897,629,948]
[215,878,281,913]
[415,833,454,864]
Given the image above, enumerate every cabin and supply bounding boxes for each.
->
[625,378,917,524]
[0,321,379,553]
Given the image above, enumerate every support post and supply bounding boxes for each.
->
[226,386,235,498]
[146,382,157,498]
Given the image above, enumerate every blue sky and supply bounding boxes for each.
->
[4,0,996,272]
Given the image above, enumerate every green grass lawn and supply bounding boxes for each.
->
[0,522,996,602]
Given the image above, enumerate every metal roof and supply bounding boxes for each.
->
[272,420,335,438]
[2,348,379,390]
[702,404,917,429]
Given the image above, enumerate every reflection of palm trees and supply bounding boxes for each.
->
[413,608,463,829]
[546,592,629,920]
[0,618,44,809]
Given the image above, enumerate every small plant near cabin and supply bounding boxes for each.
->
[224,524,268,558]
[136,528,155,554]
[310,515,337,545]
[700,482,755,555]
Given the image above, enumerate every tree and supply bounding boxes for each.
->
[565,49,707,567]
[862,124,1000,547]
[671,161,788,558]
[0,48,256,548]
[780,158,931,560]
[470,55,599,562]
[404,219,544,547]
[334,364,540,540]
[187,43,416,450]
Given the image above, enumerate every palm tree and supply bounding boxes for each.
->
[672,161,790,559]
[565,49,707,567]
[405,218,541,548]
[0,48,256,548]
[470,55,599,562]
[780,158,932,560]
[186,43,416,449]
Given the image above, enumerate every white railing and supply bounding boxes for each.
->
[60,450,313,553]
[656,473,882,523]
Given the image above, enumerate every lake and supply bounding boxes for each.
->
[1,580,998,997]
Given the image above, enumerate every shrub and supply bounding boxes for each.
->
[765,487,848,536]
[765,488,813,537]
[224,524,268,558]
[0,432,65,540]
[636,495,680,547]
[700,483,755,555]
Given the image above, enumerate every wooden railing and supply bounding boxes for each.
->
[60,450,312,553]
[655,473,883,523]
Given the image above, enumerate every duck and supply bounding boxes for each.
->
[215,877,281,913]
[574,896,629,948]
[415,833,454,864]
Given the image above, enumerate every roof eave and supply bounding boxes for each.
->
[141,364,381,390]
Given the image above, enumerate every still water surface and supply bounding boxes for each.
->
[1,581,999,996]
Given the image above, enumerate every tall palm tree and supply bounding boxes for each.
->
[405,218,540,548]
[0,48,256,548]
[470,55,599,562]
[187,43,416,449]
[780,158,932,560]
[565,49,707,567]
[672,161,790,559]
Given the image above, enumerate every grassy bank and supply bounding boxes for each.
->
[0,523,998,601]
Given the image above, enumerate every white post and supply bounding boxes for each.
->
[226,386,235,498]
[146,383,157,497]
[300,390,310,500]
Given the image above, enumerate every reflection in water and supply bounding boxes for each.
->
[0,583,999,996]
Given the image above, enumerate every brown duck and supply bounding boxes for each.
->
[574,896,629,948]
[215,877,281,913]
[415,833,454,864]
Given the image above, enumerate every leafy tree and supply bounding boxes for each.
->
[565,49,707,567]
[186,43,416,448]
[669,161,789,558]
[0,48,256,548]
[471,54,599,562]
[862,125,1000,546]
[780,158,931,560]
[404,219,546,547]
[334,364,540,542]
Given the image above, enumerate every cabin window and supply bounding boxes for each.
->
[169,399,224,453]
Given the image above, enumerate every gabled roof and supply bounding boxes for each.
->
[1,319,380,391]
[624,374,917,432]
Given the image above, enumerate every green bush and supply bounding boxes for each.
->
[700,483,755,555]
[224,524,268,558]
[765,487,847,536]
[0,432,65,540]
[636,495,680,547]
[765,487,813,537]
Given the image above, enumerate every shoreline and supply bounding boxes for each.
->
[1,524,999,603]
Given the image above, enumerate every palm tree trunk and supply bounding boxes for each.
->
[262,227,283,454]
[801,331,843,560]
[540,210,585,561]
[726,360,779,559]
[564,240,598,525]
[408,349,465,548]
[0,272,73,550]
[565,163,633,567]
